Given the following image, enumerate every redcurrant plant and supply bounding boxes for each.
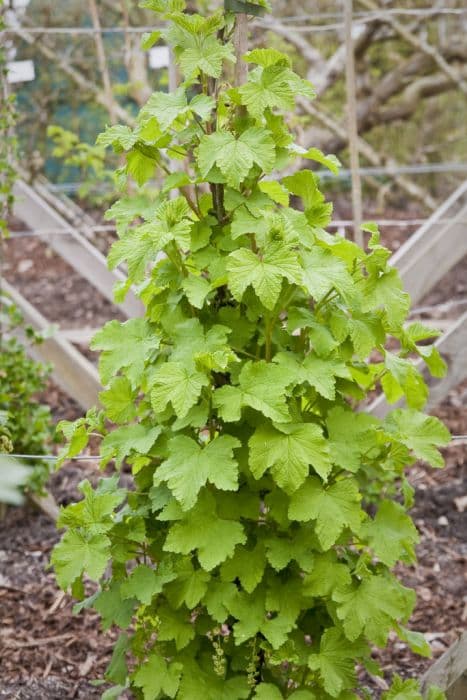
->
[53,2,449,698]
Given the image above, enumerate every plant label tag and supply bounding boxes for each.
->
[7,59,35,84]
[149,46,170,70]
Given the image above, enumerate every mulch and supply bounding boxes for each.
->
[0,209,466,698]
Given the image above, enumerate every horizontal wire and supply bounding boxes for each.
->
[2,8,466,37]
[5,434,467,462]
[263,9,467,23]
[4,216,467,240]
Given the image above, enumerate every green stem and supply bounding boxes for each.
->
[231,346,257,360]
[167,241,188,278]
[264,316,275,362]
[315,286,337,312]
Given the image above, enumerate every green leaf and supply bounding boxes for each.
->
[308,628,367,697]
[334,574,415,646]
[227,242,302,309]
[154,434,240,510]
[258,180,289,206]
[91,318,158,387]
[120,563,177,605]
[52,531,110,589]
[228,588,297,649]
[274,351,350,401]
[245,48,290,68]
[214,360,291,423]
[264,530,314,572]
[282,171,325,214]
[326,407,378,473]
[382,675,422,700]
[360,500,419,566]
[133,652,182,699]
[182,275,211,308]
[108,198,193,282]
[302,147,341,174]
[395,625,431,658]
[164,492,246,570]
[198,127,275,188]
[249,422,331,492]
[57,478,126,534]
[165,560,210,609]
[151,362,209,418]
[302,247,354,303]
[287,307,338,357]
[239,65,295,118]
[417,344,447,378]
[105,633,129,685]
[158,604,196,650]
[363,267,410,326]
[254,686,283,699]
[289,477,363,549]
[101,424,161,467]
[97,124,138,150]
[143,88,188,130]
[383,351,428,410]
[221,543,266,593]
[302,551,351,597]
[179,35,235,79]
[141,30,162,50]
[384,409,450,468]
[126,148,157,186]
[94,582,136,630]
[100,377,137,424]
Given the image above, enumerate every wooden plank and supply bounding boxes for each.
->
[391,181,467,304]
[12,179,144,318]
[421,631,467,699]
[2,279,101,410]
[368,312,467,417]
[59,328,100,344]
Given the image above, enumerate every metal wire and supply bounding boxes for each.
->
[2,8,466,36]
[6,433,467,462]
[5,215,467,240]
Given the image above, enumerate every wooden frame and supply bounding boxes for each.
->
[3,278,100,410]
[12,179,144,318]
[391,180,467,304]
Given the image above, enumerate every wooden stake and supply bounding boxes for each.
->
[234,13,249,87]
[343,0,364,247]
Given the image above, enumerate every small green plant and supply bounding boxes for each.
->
[52,2,448,697]
[0,295,55,494]
[48,125,117,206]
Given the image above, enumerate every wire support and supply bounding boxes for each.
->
[5,216,467,240]
[2,8,466,37]
[5,433,467,462]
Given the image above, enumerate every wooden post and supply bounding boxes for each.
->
[343,0,364,247]
[421,632,467,699]
[234,13,249,86]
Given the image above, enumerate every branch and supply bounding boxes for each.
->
[357,0,467,96]
[88,0,118,123]
[296,97,437,211]
[374,69,467,126]
[17,26,136,126]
